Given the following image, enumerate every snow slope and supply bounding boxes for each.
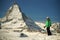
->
[0,29,60,40]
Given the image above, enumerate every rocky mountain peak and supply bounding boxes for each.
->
[0,3,42,32]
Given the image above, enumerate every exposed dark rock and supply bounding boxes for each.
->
[20,33,28,37]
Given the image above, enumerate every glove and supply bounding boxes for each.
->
[44,26,46,28]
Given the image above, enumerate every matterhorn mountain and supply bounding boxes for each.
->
[0,3,42,32]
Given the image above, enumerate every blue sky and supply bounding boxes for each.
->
[0,0,60,22]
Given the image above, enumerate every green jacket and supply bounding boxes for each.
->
[45,20,51,27]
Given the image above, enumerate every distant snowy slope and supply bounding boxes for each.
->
[35,22,45,29]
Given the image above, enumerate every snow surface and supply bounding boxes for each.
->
[0,29,60,40]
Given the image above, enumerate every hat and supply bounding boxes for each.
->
[46,17,49,19]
